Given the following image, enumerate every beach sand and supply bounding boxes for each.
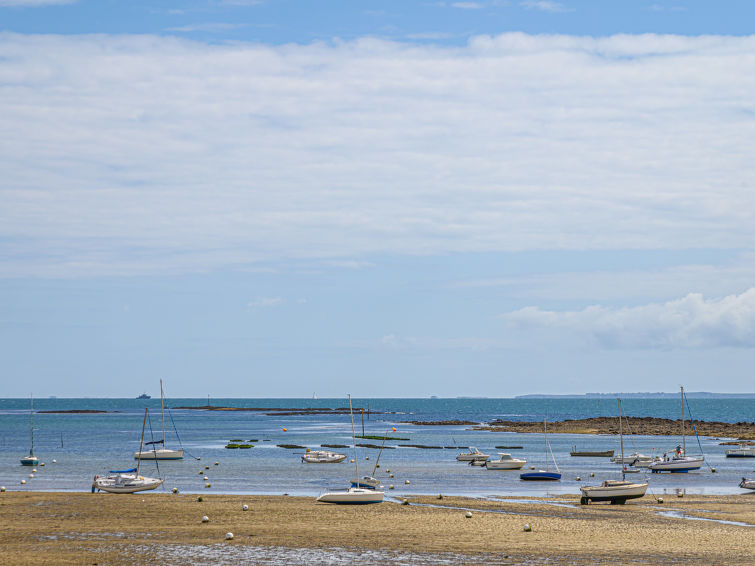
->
[0,491,753,564]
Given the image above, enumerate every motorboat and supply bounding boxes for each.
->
[21,394,39,466]
[134,380,184,460]
[486,453,526,470]
[519,419,561,481]
[739,477,755,490]
[580,399,647,504]
[456,447,489,462]
[726,443,755,458]
[316,487,383,504]
[648,387,705,473]
[315,395,384,504]
[301,450,347,463]
[94,468,164,494]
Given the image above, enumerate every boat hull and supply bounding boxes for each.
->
[20,456,39,466]
[520,471,561,481]
[486,460,525,470]
[350,476,381,489]
[580,481,648,504]
[133,449,184,460]
[301,451,346,464]
[316,488,384,504]
[570,451,614,457]
[94,475,164,494]
[648,456,704,473]
[740,478,755,490]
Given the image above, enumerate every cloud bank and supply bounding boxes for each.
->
[506,288,755,349]
[2,32,755,277]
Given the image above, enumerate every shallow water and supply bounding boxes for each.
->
[1,398,752,497]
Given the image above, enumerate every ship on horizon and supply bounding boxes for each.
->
[136,392,151,399]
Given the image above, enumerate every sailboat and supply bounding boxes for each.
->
[133,380,184,460]
[94,408,164,493]
[648,386,705,473]
[20,394,39,466]
[520,419,561,481]
[351,429,391,489]
[580,399,648,504]
[316,395,384,504]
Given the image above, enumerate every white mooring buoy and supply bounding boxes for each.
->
[225,532,234,540]
[201,515,209,523]
[465,511,472,518]
[242,504,249,511]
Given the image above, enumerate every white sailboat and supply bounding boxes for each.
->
[95,408,163,494]
[580,399,648,505]
[316,395,384,504]
[301,450,347,463]
[133,380,184,460]
[20,394,39,466]
[725,443,755,458]
[648,387,705,473]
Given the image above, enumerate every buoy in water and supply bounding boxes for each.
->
[199,471,203,475]
[365,456,369,460]
[32,468,37,473]
[201,515,209,523]
[405,480,410,484]
[215,462,219,466]
[205,466,209,470]
[282,427,287,432]
[205,483,211,488]
[590,473,595,477]
[392,427,396,432]
[225,532,234,540]
[172,487,178,494]
[389,485,394,489]
[29,474,34,479]
[21,480,26,485]
[1,486,5,492]
[204,476,208,481]
[52,459,57,463]
[40,463,45,467]
[196,457,201,461]
[576,477,581,481]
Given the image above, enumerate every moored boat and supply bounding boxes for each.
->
[21,394,39,466]
[725,443,755,458]
[739,477,755,490]
[519,419,561,481]
[570,447,614,457]
[648,387,705,473]
[580,399,647,505]
[302,450,347,463]
[486,453,526,470]
[133,380,184,460]
[456,447,489,462]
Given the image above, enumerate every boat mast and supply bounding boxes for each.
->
[348,394,358,483]
[136,407,147,477]
[544,418,547,471]
[618,398,624,481]
[160,379,166,449]
[681,386,685,455]
[29,393,34,457]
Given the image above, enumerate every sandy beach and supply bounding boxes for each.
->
[1,491,753,565]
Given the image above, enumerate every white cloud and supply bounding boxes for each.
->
[247,297,283,308]
[505,288,755,349]
[520,1,571,13]
[2,33,755,277]
[0,0,74,6]
[452,2,483,9]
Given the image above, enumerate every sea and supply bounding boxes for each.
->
[1,397,753,497]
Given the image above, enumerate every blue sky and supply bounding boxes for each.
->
[2,1,755,397]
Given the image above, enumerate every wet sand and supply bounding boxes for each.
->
[0,491,753,565]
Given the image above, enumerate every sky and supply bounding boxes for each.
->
[1,1,755,397]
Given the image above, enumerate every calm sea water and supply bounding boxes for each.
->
[1,397,753,497]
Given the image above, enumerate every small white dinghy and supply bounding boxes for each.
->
[486,453,526,470]
[302,450,347,463]
[739,477,755,491]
